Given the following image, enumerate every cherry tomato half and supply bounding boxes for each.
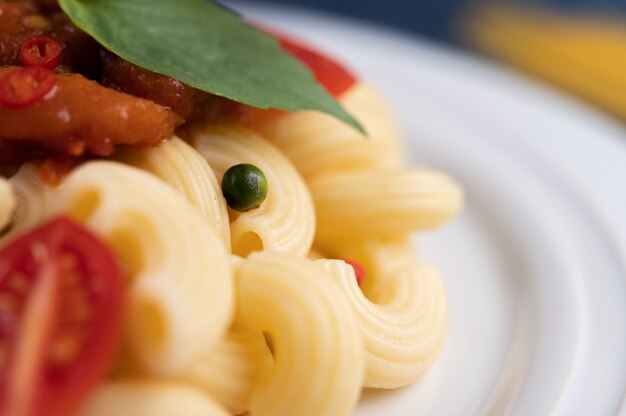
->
[0,216,124,416]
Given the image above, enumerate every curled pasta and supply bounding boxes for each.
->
[116,136,231,251]
[48,161,233,376]
[179,326,273,414]
[77,381,229,416]
[190,124,315,257]
[1,164,50,242]
[0,177,15,232]
[235,251,364,416]
[319,239,447,388]
[250,83,405,179]
[310,169,463,244]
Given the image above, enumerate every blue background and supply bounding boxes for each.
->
[250,0,626,42]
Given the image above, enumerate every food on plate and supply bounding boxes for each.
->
[0,0,463,415]
[0,217,124,416]
[221,164,269,213]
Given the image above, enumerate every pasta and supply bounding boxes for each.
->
[77,381,230,416]
[115,136,232,251]
[177,324,273,414]
[235,251,364,416]
[0,6,463,414]
[0,177,15,231]
[311,169,463,245]
[190,124,316,257]
[317,241,447,388]
[47,161,234,376]
[252,83,405,179]
[1,163,50,241]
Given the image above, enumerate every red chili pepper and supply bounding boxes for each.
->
[0,67,57,109]
[20,35,62,70]
[343,259,366,286]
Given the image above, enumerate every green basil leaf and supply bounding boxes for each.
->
[58,0,364,133]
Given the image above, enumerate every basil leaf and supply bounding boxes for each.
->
[58,0,364,133]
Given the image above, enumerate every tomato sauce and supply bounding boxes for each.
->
[0,1,100,76]
[38,156,85,187]
[0,0,359,168]
[0,67,183,156]
[101,52,211,121]
[0,1,39,67]
[0,0,210,162]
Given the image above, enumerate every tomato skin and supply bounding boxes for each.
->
[0,216,124,416]
[267,30,357,97]
[279,37,356,97]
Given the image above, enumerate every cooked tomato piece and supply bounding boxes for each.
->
[0,216,124,416]
[0,66,183,157]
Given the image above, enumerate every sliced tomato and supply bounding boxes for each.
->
[0,216,124,416]
[270,30,357,97]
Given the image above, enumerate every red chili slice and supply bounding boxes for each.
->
[20,36,62,70]
[0,67,57,109]
[343,259,366,286]
[0,216,125,416]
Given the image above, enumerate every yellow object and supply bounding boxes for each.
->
[78,381,230,416]
[0,177,15,231]
[462,5,626,120]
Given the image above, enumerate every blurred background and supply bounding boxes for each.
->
[249,0,626,42]
[248,0,626,123]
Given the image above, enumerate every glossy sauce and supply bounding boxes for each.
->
[0,1,100,77]
[0,0,211,161]
[101,52,210,121]
[38,155,84,186]
[0,67,183,156]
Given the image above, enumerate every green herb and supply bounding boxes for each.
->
[58,0,363,133]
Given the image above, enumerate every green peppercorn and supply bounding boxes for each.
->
[221,164,268,212]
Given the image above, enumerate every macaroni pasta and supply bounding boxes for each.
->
[1,77,461,415]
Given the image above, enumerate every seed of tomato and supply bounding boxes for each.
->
[0,67,57,109]
[342,259,366,286]
[20,36,62,70]
[0,216,124,416]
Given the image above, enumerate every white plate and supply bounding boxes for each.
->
[229,3,626,415]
